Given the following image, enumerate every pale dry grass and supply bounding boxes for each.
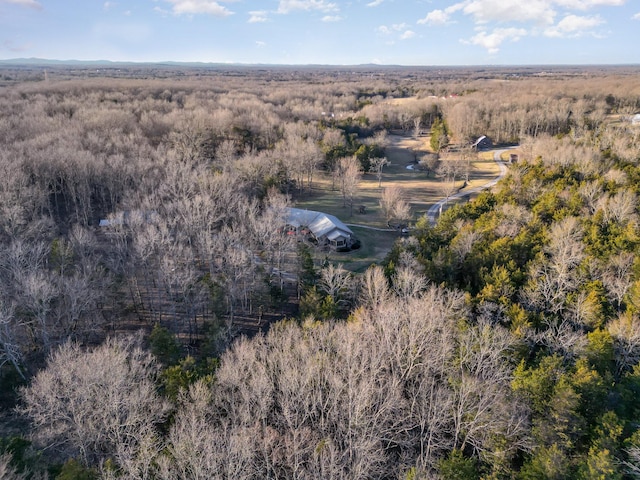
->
[296,134,502,226]
[293,134,504,270]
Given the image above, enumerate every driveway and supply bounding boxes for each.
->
[425,148,511,225]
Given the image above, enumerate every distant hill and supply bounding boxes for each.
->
[0,57,407,69]
[0,58,232,68]
[0,58,118,66]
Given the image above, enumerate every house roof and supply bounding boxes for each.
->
[286,208,353,240]
[472,135,489,147]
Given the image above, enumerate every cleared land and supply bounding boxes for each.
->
[294,134,503,271]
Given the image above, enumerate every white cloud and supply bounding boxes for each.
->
[103,1,131,15]
[418,9,451,25]
[248,10,268,22]
[462,0,556,25]
[367,0,384,6]
[417,0,625,53]
[256,41,266,47]
[277,0,338,14]
[419,0,625,27]
[391,23,408,31]
[1,0,42,10]
[554,0,625,10]
[162,0,234,16]
[466,27,527,53]
[153,6,170,15]
[544,14,604,37]
[633,12,640,20]
[378,24,409,32]
[322,15,342,21]
[378,24,415,41]
[400,30,416,40]
[418,3,465,25]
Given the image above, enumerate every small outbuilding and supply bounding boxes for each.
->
[472,135,492,150]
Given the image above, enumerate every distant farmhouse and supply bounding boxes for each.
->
[472,135,492,150]
[285,208,359,252]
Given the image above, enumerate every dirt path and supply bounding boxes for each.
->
[426,148,512,224]
[345,134,510,229]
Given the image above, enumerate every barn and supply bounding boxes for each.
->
[472,135,492,150]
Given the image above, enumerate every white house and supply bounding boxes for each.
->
[285,208,358,251]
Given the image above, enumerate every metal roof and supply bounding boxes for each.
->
[285,208,353,240]
[472,135,488,147]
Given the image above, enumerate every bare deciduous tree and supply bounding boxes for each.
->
[338,156,361,217]
[599,252,635,311]
[0,302,24,379]
[608,313,640,374]
[413,116,422,137]
[623,441,640,479]
[359,265,390,309]
[20,336,170,469]
[158,380,260,480]
[521,217,585,315]
[392,267,427,300]
[0,453,27,480]
[452,318,529,460]
[436,154,467,200]
[318,263,353,307]
[368,156,389,187]
[379,186,410,224]
[418,153,439,178]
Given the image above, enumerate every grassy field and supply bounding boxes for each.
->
[294,134,503,271]
[324,227,401,273]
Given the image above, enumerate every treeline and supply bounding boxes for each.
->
[1,65,640,478]
[363,75,640,145]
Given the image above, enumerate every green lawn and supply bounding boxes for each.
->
[326,226,400,273]
[295,143,440,228]
[293,134,502,272]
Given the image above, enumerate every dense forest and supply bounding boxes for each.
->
[1,63,640,479]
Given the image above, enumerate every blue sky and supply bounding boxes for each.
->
[1,0,639,65]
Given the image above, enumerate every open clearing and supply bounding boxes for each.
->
[293,134,503,271]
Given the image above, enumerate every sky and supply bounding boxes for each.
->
[1,0,639,65]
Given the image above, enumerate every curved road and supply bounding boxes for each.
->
[425,148,511,225]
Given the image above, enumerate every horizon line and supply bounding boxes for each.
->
[1,57,640,69]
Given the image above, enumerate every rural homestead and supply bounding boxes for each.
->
[2,0,640,477]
